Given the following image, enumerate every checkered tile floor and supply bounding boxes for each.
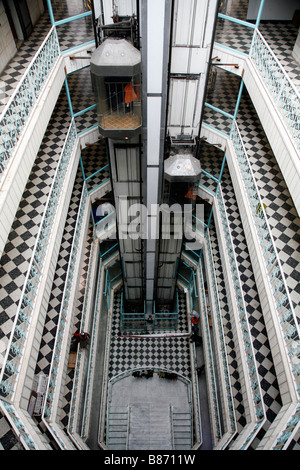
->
[219,0,249,20]
[237,88,300,319]
[34,166,84,377]
[0,86,70,374]
[107,291,192,380]
[0,0,299,450]
[208,219,247,432]
[81,140,110,192]
[51,0,94,51]
[59,222,94,430]
[0,2,95,115]
[66,66,98,133]
[0,12,51,114]
[221,163,282,438]
[259,22,300,91]
[0,411,23,450]
[215,17,300,90]
[203,159,282,442]
[203,67,300,321]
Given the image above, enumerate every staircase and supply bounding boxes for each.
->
[107,406,129,450]
[128,403,173,450]
[107,403,193,450]
[172,408,193,449]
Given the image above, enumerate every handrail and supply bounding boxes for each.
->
[218,13,256,30]
[204,231,237,438]
[250,28,300,151]
[198,259,222,442]
[230,119,300,397]
[216,184,265,424]
[0,26,60,186]
[43,183,88,424]
[0,119,77,400]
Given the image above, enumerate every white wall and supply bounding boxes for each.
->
[167,0,219,137]
[0,0,17,74]
[292,27,300,64]
[247,0,299,21]
[27,0,44,26]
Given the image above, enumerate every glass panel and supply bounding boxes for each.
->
[202,105,233,135]
[55,15,94,51]
[215,17,254,55]
[219,0,250,22]
[51,0,92,22]
[92,73,141,131]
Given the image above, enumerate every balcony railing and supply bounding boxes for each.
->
[216,184,265,424]
[0,26,60,187]
[230,120,300,398]
[204,231,237,439]
[250,28,300,151]
[44,182,88,423]
[0,119,77,401]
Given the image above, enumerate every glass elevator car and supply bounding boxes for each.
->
[90,37,141,139]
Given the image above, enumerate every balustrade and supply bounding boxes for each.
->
[0,27,60,186]
[198,259,222,442]
[204,231,236,437]
[44,182,88,427]
[230,120,300,398]
[250,29,300,151]
[0,120,77,401]
[216,185,265,426]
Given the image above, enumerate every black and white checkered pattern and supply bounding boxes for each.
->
[108,291,192,380]
[0,412,23,450]
[0,0,299,450]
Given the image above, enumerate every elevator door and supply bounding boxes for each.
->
[14,0,33,39]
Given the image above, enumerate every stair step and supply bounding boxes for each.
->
[174,432,191,438]
[109,444,127,450]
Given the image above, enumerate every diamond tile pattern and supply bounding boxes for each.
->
[0,86,70,365]
[220,163,282,439]
[0,0,299,451]
[108,291,192,380]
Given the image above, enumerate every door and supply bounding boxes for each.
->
[13,0,33,39]
[3,0,18,41]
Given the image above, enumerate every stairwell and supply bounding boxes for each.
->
[107,406,129,450]
[172,407,193,449]
[107,402,193,450]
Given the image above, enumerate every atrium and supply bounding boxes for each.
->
[0,0,299,451]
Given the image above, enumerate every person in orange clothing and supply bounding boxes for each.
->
[185,186,196,201]
[124,81,138,112]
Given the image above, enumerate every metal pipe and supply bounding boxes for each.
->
[64,77,74,118]
[255,0,266,29]
[46,0,55,26]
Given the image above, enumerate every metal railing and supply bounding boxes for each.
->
[0,26,60,187]
[204,231,237,438]
[0,120,77,400]
[230,120,300,398]
[43,182,88,423]
[216,184,265,424]
[250,29,300,151]
[198,259,222,442]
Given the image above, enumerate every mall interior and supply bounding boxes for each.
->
[0,0,299,451]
